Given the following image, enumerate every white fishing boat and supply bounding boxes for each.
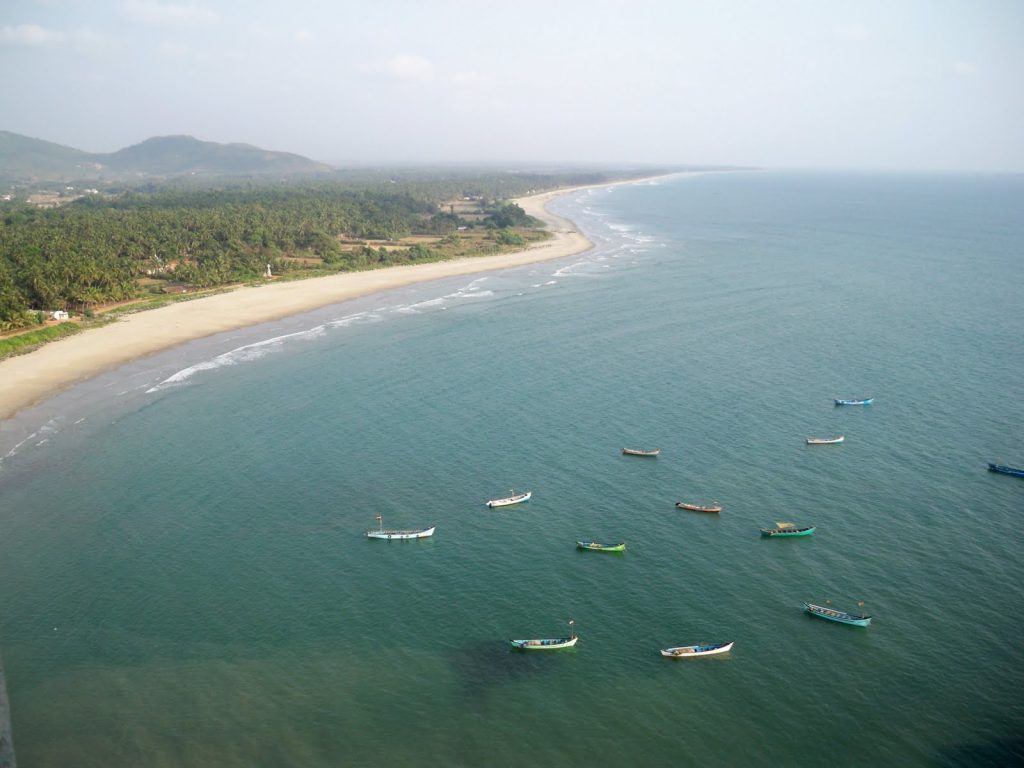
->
[486,489,532,508]
[806,435,845,445]
[510,636,578,650]
[660,641,734,658]
[365,515,435,540]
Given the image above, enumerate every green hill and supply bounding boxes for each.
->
[103,135,333,176]
[0,131,98,178]
[0,131,333,182]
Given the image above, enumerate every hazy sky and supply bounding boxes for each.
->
[2,1,1022,170]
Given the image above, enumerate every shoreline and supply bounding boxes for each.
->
[0,174,677,420]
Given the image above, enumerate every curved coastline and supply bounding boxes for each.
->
[0,175,674,420]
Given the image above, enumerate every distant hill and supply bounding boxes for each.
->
[0,131,333,182]
[0,131,98,178]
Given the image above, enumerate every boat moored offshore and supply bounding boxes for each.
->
[486,489,532,508]
[365,515,435,540]
[988,463,1024,478]
[760,523,815,537]
[803,602,871,627]
[576,541,626,552]
[660,641,734,658]
[623,447,660,456]
[676,501,722,513]
[511,619,577,650]
[806,435,844,444]
[834,397,874,406]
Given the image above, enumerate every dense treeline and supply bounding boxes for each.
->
[73,167,668,203]
[0,182,551,330]
[0,168,674,330]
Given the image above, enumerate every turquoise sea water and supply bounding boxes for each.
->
[1,172,1023,767]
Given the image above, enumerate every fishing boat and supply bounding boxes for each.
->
[676,501,722,513]
[365,515,435,540]
[760,522,815,537]
[803,602,871,627]
[511,620,577,650]
[660,641,734,658]
[486,489,532,508]
[834,397,873,406]
[576,541,626,552]
[806,435,844,444]
[623,447,660,457]
[988,463,1024,478]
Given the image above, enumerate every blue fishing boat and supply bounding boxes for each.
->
[834,397,873,406]
[803,602,871,627]
[988,463,1024,478]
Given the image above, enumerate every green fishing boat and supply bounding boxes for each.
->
[576,540,626,552]
[760,522,815,537]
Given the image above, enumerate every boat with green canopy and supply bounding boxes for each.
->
[510,619,577,650]
[576,541,626,552]
[760,522,815,537]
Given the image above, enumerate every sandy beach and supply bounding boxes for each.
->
[0,177,665,420]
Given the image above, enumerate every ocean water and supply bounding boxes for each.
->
[1,171,1023,767]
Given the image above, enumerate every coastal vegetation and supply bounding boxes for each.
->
[0,184,539,332]
[0,177,587,339]
[0,158,683,346]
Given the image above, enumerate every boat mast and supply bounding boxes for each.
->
[376,515,383,533]
[568,618,575,640]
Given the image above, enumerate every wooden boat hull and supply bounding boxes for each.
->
[761,526,815,537]
[660,641,734,658]
[676,502,722,513]
[623,448,660,457]
[806,436,844,444]
[576,541,626,552]
[988,463,1024,478]
[804,602,871,627]
[487,491,532,508]
[366,526,435,540]
[834,398,873,406]
[510,636,578,650]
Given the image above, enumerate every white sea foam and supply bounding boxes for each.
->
[553,261,602,277]
[462,276,489,291]
[396,297,447,313]
[146,323,336,393]
[445,288,495,300]
[328,311,378,329]
[4,432,38,460]
[3,420,59,462]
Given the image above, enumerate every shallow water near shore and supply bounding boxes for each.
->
[1,172,1023,766]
